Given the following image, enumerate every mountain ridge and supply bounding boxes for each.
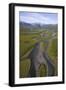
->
[20,22,58,32]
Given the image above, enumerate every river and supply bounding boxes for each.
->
[28,41,55,77]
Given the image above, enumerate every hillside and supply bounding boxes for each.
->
[20,22,58,33]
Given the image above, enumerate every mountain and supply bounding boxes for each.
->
[20,22,41,29]
[20,22,58,32]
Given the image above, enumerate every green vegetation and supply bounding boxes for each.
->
[20,30,52,58]
[20,26,58,77]
[39,64,47,77]
[47,38,57,61]
[47,38,58,75]
[20,59,31,78]
[20,32,40,57]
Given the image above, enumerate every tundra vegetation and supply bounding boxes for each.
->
[19,22,58,78]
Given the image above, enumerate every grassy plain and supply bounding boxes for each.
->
[20,28,58,77]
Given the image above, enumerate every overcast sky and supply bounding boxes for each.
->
[19,12,58,24]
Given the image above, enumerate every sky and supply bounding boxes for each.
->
[19,12,58,25]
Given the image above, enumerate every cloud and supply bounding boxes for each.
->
[19,12,58,24]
